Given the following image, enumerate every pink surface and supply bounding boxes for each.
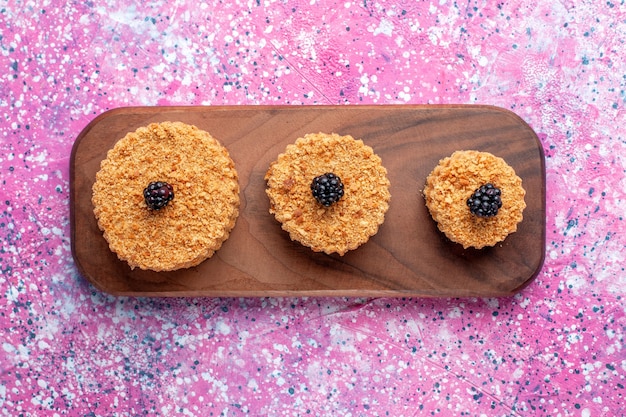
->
[1,1,624,416]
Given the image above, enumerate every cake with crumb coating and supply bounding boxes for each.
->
[265,132,391,256]
[423,150,526,249]
[92,121,239,271]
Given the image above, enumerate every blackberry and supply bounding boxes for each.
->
[144,181,174,210]
[311,173,344,207]
[467,183,502,217]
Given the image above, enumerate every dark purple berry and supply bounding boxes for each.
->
[144,181,174,210]
[311,173,344,207]
[467,183,502,217]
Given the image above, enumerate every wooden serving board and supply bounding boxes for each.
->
[70,105,545,297]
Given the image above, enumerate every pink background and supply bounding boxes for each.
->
[1,1,625,416]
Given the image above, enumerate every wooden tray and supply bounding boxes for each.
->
[70,105,545,297]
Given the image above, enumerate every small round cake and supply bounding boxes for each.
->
[265,132,391,256]
[92,121,239,271]
[423,150,526,249]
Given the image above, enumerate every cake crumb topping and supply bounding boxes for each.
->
[265,132,390,256]
[423,150,526,249]
[92,121,239,271]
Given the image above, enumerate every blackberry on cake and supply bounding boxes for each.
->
[467,183,502,217]
[311,173,344,207]
[144,181,174,210]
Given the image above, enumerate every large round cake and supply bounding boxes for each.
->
[423,150,526,249]
[92,121,240,271]
[265,132,391,255]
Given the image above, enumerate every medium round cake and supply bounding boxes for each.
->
[423,150,526,249]
[92,121,240,271]
[265,132,391,256]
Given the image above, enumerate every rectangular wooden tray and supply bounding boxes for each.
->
[70,105,545,297]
